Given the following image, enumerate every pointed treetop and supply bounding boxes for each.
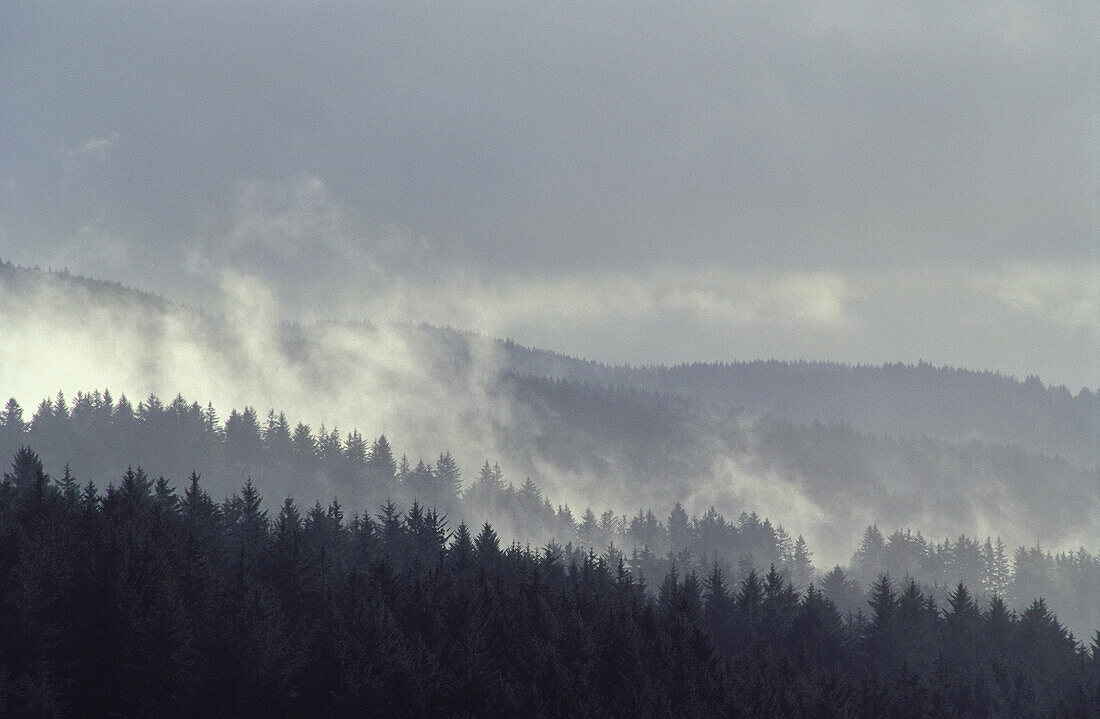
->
[474,521,500,558]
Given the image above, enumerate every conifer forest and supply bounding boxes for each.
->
[2,393,1099,716]
[3,2,1098,716]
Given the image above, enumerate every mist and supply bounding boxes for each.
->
[2,260,1097,572]
[1,151,1096,569]
[2,3,1099,712]
[2,1,1096,388]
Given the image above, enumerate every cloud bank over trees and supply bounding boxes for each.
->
[1,1,1095,388]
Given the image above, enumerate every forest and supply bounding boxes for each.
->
[2,445,1098,716]
[3,389,1099,639]
[6,0,1097,713]
[4,262,1098,569]
[0,382,1095,615]
[3,272,1099,714]
[497,334,1100,468]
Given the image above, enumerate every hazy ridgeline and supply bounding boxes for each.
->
[2,446,1098,716]
[3,262,1098,574]
[3,390,1098,641]
[500,335,1100,469]
[3,263,1099,637]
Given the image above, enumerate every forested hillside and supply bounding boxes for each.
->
[2,447,1098,716]
[4,387,1099,640]
[4,263,1099,624]
[7,1,1094,713]
[495,334,1100,468]
[4,377,1097,569]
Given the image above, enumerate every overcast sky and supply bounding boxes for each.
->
[1,1,1096,388]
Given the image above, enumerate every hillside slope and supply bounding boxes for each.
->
[2,262,1096,561]
[492,333,1100,468]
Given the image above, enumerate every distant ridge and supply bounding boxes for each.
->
[3,260,1096,468]
[3,261,1098,565]
[441,328,1100,468]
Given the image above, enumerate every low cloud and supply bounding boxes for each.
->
[977,262,1100,336]
[20,174,1097,391]
[2,255,1096,567]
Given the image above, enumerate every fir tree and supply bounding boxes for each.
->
[367,435,397,483]
[435,451,462,499]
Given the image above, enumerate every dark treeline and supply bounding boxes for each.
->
[3,390,1099,640]
[2,447,1098,717]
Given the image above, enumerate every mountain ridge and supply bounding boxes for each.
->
[2,260,1097,565]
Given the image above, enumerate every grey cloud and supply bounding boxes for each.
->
[0,1,1096,387]
[3,2,1095,268]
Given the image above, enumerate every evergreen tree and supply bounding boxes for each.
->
[291,422,315,461]
[852,526,886,586]
[367,435,397,484]
[667,502,691,554]
[344,429,368,468]
[819,565,864,615]
[473,522,500,562]
[517,476,542,511]
[226,478,268,575]
[1,399,26,451]
[982,536,1011,597]
[435,451,462,499]
[790,534,813,589]
[577,508,600,548]
[448,522,475,572]
[703,563,733,652]
[4,446,49,498]
[865,574,898,667]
